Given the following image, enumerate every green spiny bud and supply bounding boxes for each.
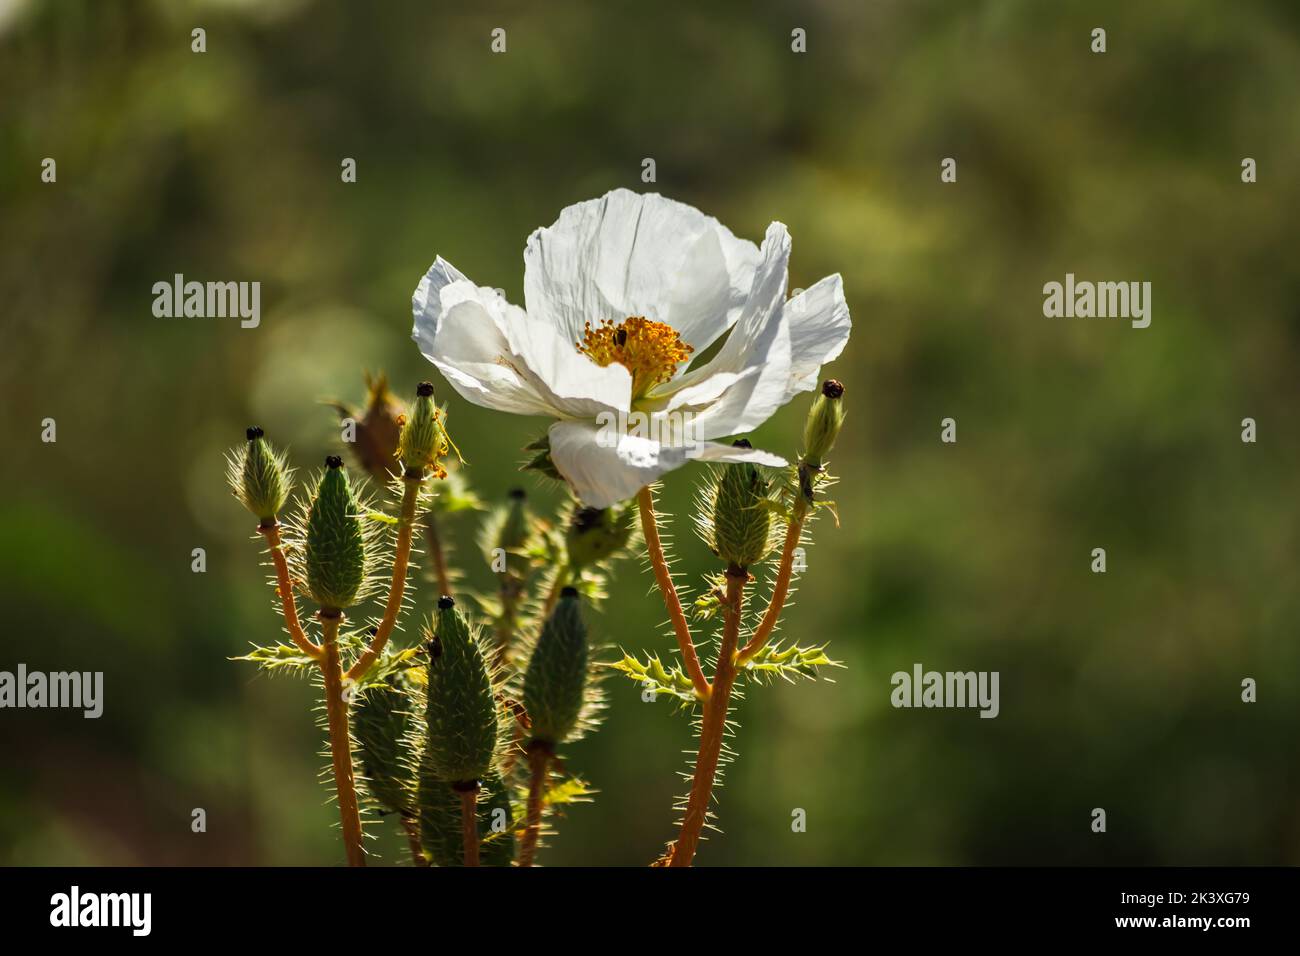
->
[709,440,773,569]
[802,379,845,472]
[353,671,417,817]
[422,596,498,783]
[305,457,367,610]
[565,503,634,569]
[418,767,514,867]
[398,382,445,475]
[524,588,588,747]
[228,426,291,524]
[500,488,530,549]
[496,488,531,577]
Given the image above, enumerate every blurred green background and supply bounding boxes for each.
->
[2,0,1299,866]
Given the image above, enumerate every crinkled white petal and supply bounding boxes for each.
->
[523,189,760,353]
[413,259,631,418]
[649,222,797,440]
[785,274,851,396]
[547,420,786,509]
[413,262,559,416]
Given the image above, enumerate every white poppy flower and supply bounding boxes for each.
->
[411,189,851,508]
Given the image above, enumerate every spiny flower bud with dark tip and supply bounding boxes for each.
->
[523,588,588,748]
[399,382,446,476]
[227,426,291,524]
[422,600,498,783]
[802,379,845,472]
[305,459,367,610]
[707,444,773,569]
[565,503,634,569]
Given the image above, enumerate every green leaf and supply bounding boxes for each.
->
[606,652,699,705]
[690,572,728,622]
[355,646,424,690]
[739,641,843,684]
[231,642,318,676]
[544,774,596,809]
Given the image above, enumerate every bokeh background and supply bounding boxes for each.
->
[2,0,1299,866]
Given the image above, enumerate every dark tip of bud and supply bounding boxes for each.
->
[416,381,435,397]
[822,379,844,399]
[508,487,526,500]
[560,585,579,599]
[246,426,264,441]
[325,455,343,469]
[437,595,455,610]
[731,438,753,449]
[572,506,603,532]
[368,626,378,636]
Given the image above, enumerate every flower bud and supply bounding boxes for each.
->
[422,596,498,784]
[305,456,367,610]
[523,588,588,747]
[228,426,291,524]
[353,672,417,817]
[709,442,773,569]
[398,381,445,475]
[500,488,529,546]
[494,488,532,578]
[565,503,634,569]
[802,379,845,472]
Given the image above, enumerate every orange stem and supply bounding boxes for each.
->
[425,509,452,598]
[671,568,745,867]
[257,522,322,660]
[540,566,570,618]
[347,473,423,682]
[321,615,366,867]
[735,498,807,665]
[401,816,427,866]
[518,746,551,867]
[636,487,710,700]
[458,785,480,867]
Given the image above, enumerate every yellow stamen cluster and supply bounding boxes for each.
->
[576,316,693,397]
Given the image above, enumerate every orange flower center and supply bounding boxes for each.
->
[576,316,693,398]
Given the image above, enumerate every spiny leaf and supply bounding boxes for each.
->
[607,652,699,706]
[739,641,843,684]
[231,643,318,676]
[544,774,596,809]
[690,572,728,622]
[355,646,423,690]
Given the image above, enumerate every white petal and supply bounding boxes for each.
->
[413,260,631,418]
[414,275,561,417]
[493,302,632,416]
[651,222,797,439]
[547,420,786,509]
[523,189,760,352]
[785,274,851,396]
